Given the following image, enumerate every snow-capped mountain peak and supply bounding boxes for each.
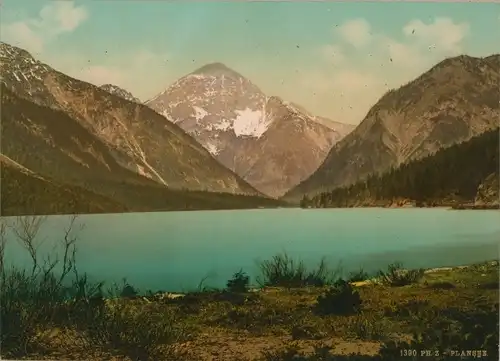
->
[191,62,243,78]
[0,42,51,91]
[147,62,270,143]
[1,42,35,62]
[145,63,354,197]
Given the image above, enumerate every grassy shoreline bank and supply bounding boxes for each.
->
[1,216,498,360]
[3,258,498,360]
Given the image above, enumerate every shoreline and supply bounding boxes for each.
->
[3,203,499,218]
[4,255,498,360]
[110,259,500,300]
[300,204,499,211]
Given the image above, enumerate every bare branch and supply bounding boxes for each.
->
[196,270,217,292]
[40,256,59,284]
[7,215,84,287]
[11,216,47,278]
[59,215,83,285]
[0,218,9,276]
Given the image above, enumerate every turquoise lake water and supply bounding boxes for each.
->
[4,208,500,292]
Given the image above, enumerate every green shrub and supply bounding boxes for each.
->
[347,268,370,283]
[1,268,42,357]
[314,279,362,315]
[120,283,139,298]
[0,216,95,357]
[256,252,340,288]
[226,269,250,293]
[0,266,104,357]
[377,262,424,287]
[107,277,139,298]
[0,216,182,360]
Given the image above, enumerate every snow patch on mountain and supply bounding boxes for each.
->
[205,141,220,156]
[136,164,154,179]
[193,106,208,121]
[100,84,140,103]
[205,119,232,132]
[187,74,207,81]
[1,42,51,89]
[233,108,270,137]
[282,100,301,114]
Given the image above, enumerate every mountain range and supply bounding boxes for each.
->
[300,127,499,208]
[0,42,291,215]
[1,40,498,215]
[285,54,500,201]
[145,62,354,197]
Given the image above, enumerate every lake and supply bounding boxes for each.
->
[4,208,500,292]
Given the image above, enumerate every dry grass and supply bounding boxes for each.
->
[11,260,496,360]
[2,222,498,361]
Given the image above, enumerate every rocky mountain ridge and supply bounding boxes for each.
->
[285,54,500,200]
[146,62,354,197]
[0,42,266,214]
[299,128,499,209]
[99,84,141,103]
[475,173,499,207]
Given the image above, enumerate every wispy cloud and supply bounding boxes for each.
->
[336,18,373,48]
[1,1,171,99]
[402,17,469,55]
[1,1,88,54]
[54,50,172,98]
[1,0,494,126]
[303,16,471,123]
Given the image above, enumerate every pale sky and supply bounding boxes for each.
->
[2,1,500,124]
